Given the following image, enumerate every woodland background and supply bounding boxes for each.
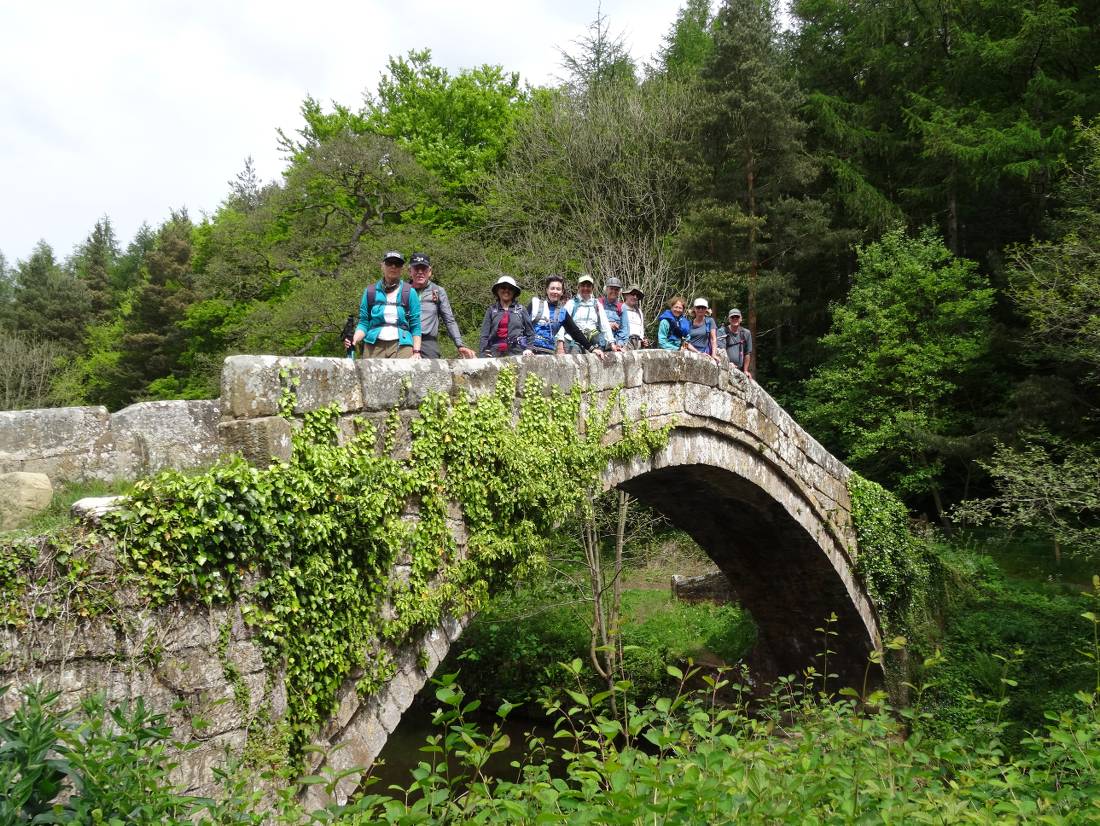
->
[2,0,1098,543]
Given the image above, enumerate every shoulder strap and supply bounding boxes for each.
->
[366,283,377,309]
[400,282,412,310]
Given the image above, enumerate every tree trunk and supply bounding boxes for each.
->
[747,151,759,348]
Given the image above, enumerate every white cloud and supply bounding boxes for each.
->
[0,0,678,265]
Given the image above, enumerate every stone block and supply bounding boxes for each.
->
[357,359,455,410]
[109,399,222,477]
[581,352,627,392]
[71,495,125,524]
[0,472,53,530]
[156,648,228,693]
[0,406,111,483]
[287,357,364,414]
[218,417,294,466]
[221,355,282,419]
[672,571,732,604]
[449,357,511,401]
[641,350,718,387]
[520,355,583,396]
[683,385,734,423]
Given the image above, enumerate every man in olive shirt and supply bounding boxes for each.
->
[407,253,475,359]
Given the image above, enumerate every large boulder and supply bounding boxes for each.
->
[0,472,53,530]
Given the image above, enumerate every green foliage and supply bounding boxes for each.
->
[366,49,526,230]
[347,629,1100,823]
[3,582,1099,822]
[955,436,1100,559]
[97,368,666,754]
[922,547,1099,741]
[847,472,941,639]
[799,227,995,512]
[454,584,755,706]
[0,685,198,823]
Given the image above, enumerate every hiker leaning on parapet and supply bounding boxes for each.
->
[622,284,649,349]
[479,275,535,357]
[563,274,618,354]
[684,298,720,364]
[407,252,475,359]
[345,250,423,359]
[527,275,601,356]
[656,295,689,351]
[718,307,753,378]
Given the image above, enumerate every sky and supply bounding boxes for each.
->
[0,0,684,267]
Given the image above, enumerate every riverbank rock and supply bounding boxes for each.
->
[0,471,53,530]
[671,571,734,604]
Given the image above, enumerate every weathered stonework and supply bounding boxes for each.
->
[2,349,876,809]
[0,400,221,485]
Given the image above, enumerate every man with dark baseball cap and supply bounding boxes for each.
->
[406,253,474,359]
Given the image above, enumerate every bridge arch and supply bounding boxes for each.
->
[2,350,885,807]
[605,426,880,683]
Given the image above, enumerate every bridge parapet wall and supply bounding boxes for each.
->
[216,351,854,539]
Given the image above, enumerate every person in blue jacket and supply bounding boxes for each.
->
[348,250,423,359]
[656,295,690,351]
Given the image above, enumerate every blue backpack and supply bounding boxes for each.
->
[529,297,567,351]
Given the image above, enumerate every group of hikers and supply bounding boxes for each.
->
[342,250,753,378]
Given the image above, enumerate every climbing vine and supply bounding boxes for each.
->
[847,471,942,638]
[96,368,667,753]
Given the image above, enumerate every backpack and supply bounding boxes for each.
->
[364,282,413,332]
[723,327,750,364]
[529,297,567,350]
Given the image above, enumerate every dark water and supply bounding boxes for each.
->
[366,699,556,793]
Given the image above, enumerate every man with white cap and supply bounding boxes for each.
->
[718,307,753,377]
[347,250,423,359]
[564,274,618,354]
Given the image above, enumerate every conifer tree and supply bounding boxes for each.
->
[8,241,90,349]
[70,217,120,320]
[681,0,820,370]
[112,213,196,402]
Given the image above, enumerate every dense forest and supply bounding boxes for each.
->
[2,0,1098,542]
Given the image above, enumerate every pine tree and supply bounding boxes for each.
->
[681,0,820,373]
[8,241,91,349]
[112,213,196,402]
[70,217,120,320]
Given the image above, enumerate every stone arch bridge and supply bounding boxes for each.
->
[2,350,879,805]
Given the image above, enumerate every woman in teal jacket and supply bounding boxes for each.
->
[656,296,689,351]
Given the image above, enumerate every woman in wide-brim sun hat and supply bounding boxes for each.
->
[479,275,535,357]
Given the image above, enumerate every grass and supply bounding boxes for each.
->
[1,478,132,537]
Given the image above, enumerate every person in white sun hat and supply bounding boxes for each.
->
[685,298,719,363]
[479,275,535,357]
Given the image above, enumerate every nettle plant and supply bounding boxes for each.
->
[101,367,668,753]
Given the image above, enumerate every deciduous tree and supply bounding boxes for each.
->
[798,227,994,520]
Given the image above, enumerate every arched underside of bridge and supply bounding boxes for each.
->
[607,428,881,686]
